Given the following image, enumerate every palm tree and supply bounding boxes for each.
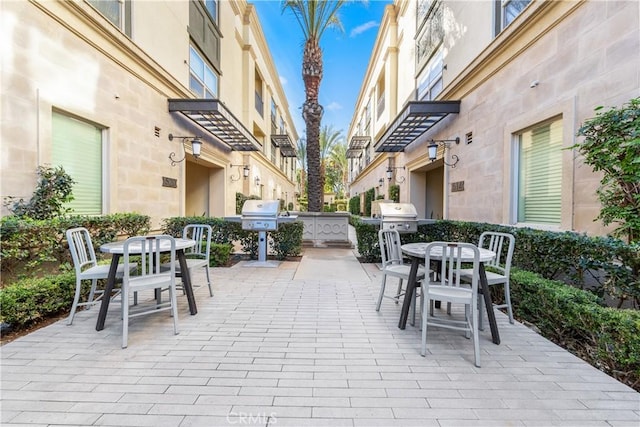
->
[319,124,345,194]
[282,0,346,212]
[328,140,348,198]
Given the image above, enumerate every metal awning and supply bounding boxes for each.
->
[168,99,261,151]
[347,135,370,158]
[375,100,461,152]
[271,134,297,157]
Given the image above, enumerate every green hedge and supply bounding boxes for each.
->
[353,219,639,307]
[510,268,640,390]
[1,213,150,278]
[0,272,76,329]
[162,216,303,261]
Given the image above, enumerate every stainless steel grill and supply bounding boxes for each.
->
[241,200,280,231]
[379,202,418,233]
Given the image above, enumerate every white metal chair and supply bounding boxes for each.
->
[459,231,515,326]
[121,235,179,348]
[376,229,426,322]
[162,224,213,297]
[66,227,136,326]
[421,241,481,367]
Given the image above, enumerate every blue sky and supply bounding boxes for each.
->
[252,0,392,142]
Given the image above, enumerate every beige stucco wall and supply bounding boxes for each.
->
[348,0,639,238]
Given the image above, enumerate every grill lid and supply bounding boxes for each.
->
[378,203,418,219]
[241,199,280,217]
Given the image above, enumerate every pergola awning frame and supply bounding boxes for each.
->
[374,100,461,152]
[271,134,297,157]
[168,98,261,152]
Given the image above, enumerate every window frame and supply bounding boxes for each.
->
[51,110,106,216]
[511,118,563,227]
[189,45,219,99]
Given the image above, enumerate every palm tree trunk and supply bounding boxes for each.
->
[302,38,324,212]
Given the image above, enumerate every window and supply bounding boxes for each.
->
[87,0,131,36]
[255,71,264,117]
[189,46,218,98]
[204,0,218,23]
[51,111,103,215]
[417,48,443,100]
[516,119,562,224]
[271,100,277,134]
[495,0,531,34]
[376,73,385,119]
[415,0,443,68]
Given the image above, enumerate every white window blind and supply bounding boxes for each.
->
[52,112,103,215]
[517,119,562,224]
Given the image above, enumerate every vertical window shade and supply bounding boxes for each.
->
[518,119,562,224]
[52,112,103,215]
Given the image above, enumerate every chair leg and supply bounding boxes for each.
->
[67,278,83,325]
[122,291,129,349]
[87,279,98,310]
[205,266,213,297]
[376,275,387,311]
[478,296,485,331]
[395,279,403,304]
[170,285,179,335]
[420,292,429,356]
[504,281,514,324]
[471,300,481,368]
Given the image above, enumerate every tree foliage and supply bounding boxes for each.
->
[575,98,640,243]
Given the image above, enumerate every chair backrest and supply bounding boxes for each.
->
[182,224,212,260]
[378,229,404,268]
[426,241,480,292]
[478,231,515,276]
[123,235,176,281]
[66,227,98,273]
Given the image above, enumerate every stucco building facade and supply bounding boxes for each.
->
[1,0,299,229]
[347,0,639,237]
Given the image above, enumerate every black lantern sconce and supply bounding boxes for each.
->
[168,134,202,166]
[230,163,250,182]
[386,166,406,183]
[428,137,460,168]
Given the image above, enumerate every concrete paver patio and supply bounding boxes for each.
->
[1,246,638,426]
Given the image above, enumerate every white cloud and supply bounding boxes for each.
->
[280,75,288,85]
[326,102,343,111]
[350,20,378,38]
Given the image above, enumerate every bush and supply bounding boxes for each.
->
[210,243,234,266]
[354,219,639,307]
[0,272,76,329]
[4,165,75,220]
[510,269,640,390]
[270,221,303,260]
[1,213,150,279]
[162,216,303,261]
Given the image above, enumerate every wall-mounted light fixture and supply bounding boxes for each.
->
[230,163,250,181]
[428,137,460,168]
[386,166,406,183]
[255,176,261,187]
[378,178,384,187]
[168,134,202,166]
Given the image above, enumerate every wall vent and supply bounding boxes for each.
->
[154,127,161,138]
[465,132,473,145]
